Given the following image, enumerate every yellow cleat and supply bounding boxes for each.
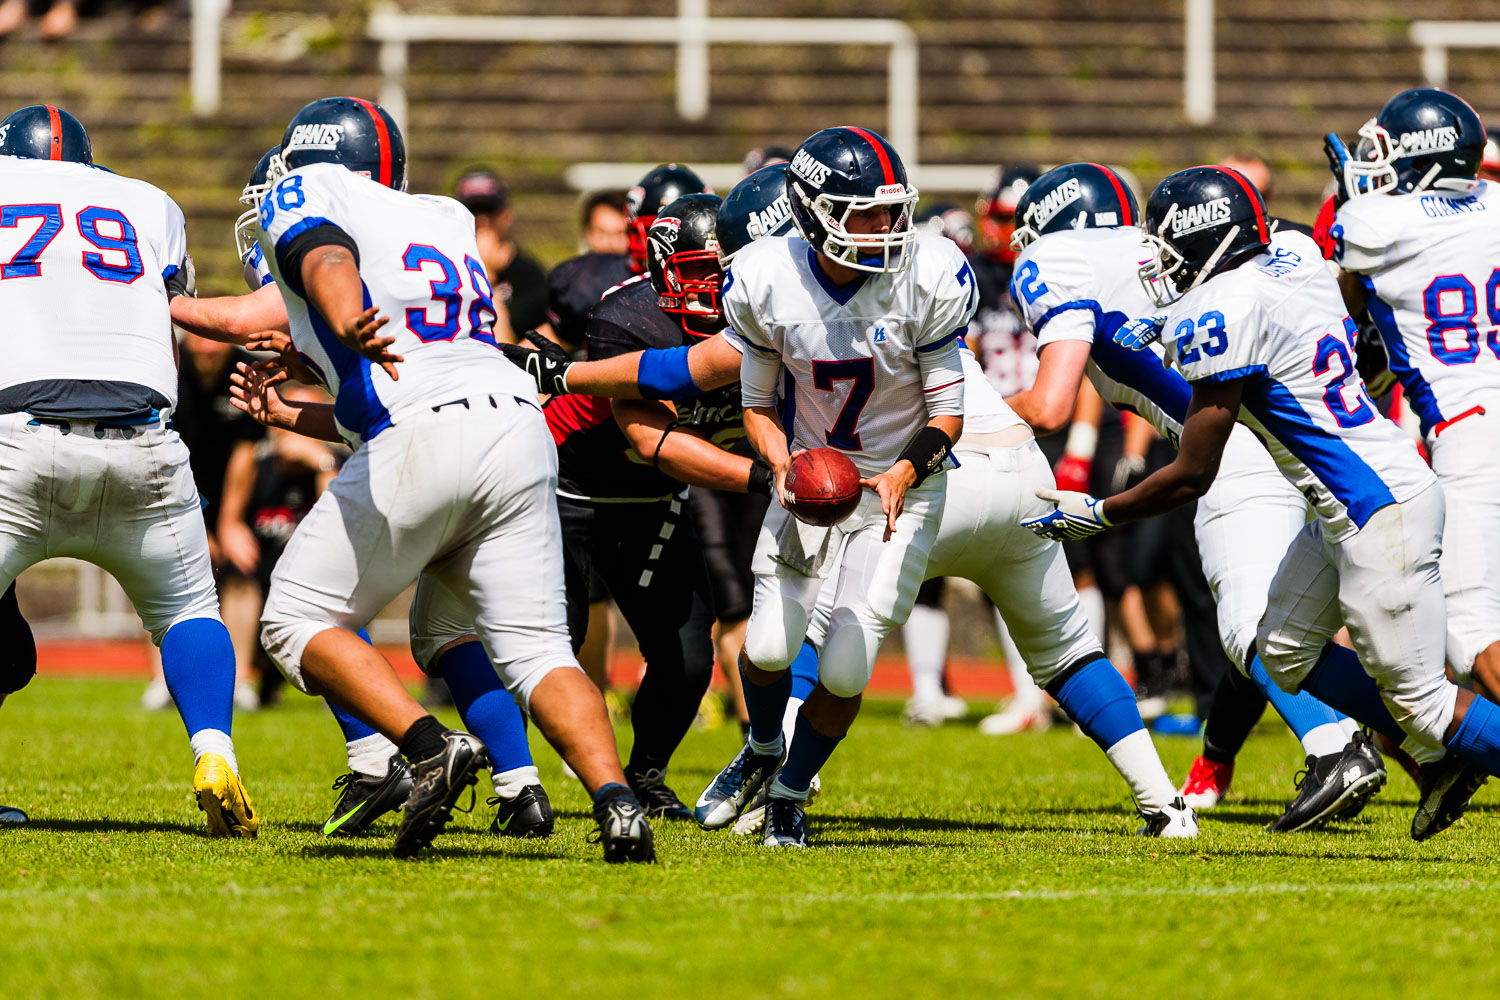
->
[194,753,259,838]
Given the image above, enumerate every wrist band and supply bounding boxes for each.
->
[898,426,953,487]
[747,461,774,496]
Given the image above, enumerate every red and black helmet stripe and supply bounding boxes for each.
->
[842,125,896,186]
[44,104,62,161]
[1213,165,1269,243]
[1087,162,1133,225]
[347,96,392,189]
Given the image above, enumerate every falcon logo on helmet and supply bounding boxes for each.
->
[647,193,726,338]
[787,125,919,274]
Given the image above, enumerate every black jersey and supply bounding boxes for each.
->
[546,252,636,353]
[545,275,744,500]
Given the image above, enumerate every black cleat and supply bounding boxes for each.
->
[590,793,656,863]
[763,795,808,848]
[625,766,693,821]
[393,730,489,859]
[489,784,554,839]
[1267,732,1387,833]
[322,754,414,838]
[1412,751,1489,841]
[1332,731,1387,821]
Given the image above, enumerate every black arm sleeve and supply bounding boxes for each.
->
[274,224,359,299]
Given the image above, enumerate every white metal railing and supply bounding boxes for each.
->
[1410,20,1500,87]
[1183,0,1215,125]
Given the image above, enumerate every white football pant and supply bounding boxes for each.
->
[1428,410,1500,680]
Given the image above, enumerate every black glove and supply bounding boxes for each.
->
[500,329,573,396]
[747,460,775,497]
[165,253,196,301]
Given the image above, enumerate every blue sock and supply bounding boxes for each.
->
[742,662,793,747]
[1447,695,1500,776]
[778,711,842,793]
[160,617,235,737]
[437,640,534,773]
[325,627,381,742]
[789,641,820,702]
[1300,643,1406,746]
[1048,657,1145,750]
[1247,653,1346,742]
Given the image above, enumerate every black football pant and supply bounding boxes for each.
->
[557,494,715,776]
[0,581,36,696]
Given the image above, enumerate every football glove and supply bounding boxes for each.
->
[500,330,573,396]
[1322,132,1353,206]
[165,253,196,301]
[1113,314,1166,351]
[1021,489,1112,541]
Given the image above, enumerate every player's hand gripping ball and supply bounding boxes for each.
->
[783,449,863,527]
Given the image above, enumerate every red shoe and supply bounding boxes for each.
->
[1179,755,1233,809]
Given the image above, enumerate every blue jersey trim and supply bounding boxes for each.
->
[1242,375,1395,530]
[1033,299,1101,334]
[301,280,393,442]
[274,216,341,253]
[1359,275,1443,435]
[805,246,868,305]
[1193,364,1268,384]
[916,330,962,353]
[739,337,779,356]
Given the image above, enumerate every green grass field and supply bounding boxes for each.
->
[3,677,1498,999]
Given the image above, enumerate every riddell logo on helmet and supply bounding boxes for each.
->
[1400,126,1458,155]
[1030,178,1082,228]
[791,149,832,186]
[875,183,906,197]
[287,123,345,151]
[1170,196,1233,236]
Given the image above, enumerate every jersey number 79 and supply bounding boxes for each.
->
[1,204,144,283]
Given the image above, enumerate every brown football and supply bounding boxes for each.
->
[785,448,863,527]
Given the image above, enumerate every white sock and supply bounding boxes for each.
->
[1338,717,1359,738]
[1104,729,1176,814]
[1077,584,1106,647]
[767,775,809,802]
[781,695,805,748]
[994,608,1044,708]
[749,732,785,757]
[492,764,541,799]
[903,604,949,703]
[347,732,399,778]
[190,729,238,777]
[1301,722,1351,759]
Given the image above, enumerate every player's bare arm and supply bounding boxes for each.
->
[169,282,290,345]
[743,404,795,504]
[1004,340,1091,434]
[299,244,402,380]
[611,398,768,494]
[502,329,740,399]
[1100,378,1243,524]
[229,360,343,443]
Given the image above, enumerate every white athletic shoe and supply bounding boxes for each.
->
[1138,796,1198,838]
[233,682,261,713]
[902,696,951,728]
[940,694,967,720]
[978,695,1053,736]
[140,678,173,711]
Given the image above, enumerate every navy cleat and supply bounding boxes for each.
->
[322,755,413,838]
[694,741,786,829]
[489,784,554,839]
[763,795,808,848]
[626,766,693,821]
[1268,731,1387,833]
[393,730,488,859]
[1412,751,1488,841]
[591,793,656,863]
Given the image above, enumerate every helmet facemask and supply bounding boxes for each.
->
[1008,201,1044,255]
[654,247,725,337]
[234,152,284,263]
[1344,117,1478,198]
[795,183,920,274]
[1137,201,1244,308]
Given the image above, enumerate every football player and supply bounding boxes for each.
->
[0,104,257,836]
[1006,163,1383,831]
[1329,88,1500,704]
[184,145,558,842]
[237,96,655,860]
[1051,165,1500,840]
[543,192,772,818]
[502,146,1197,842]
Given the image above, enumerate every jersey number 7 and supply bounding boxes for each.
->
[811,358,874,450]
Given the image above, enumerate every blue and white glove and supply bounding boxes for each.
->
[1113,315,1167,351]
[1021,489,1112,541]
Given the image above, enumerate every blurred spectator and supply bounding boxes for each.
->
[141,333,263,712]
[0,0,75,40]
[1220,151,1312,235]
[913,201,975,255]
[454,167,548,338]
[220,387,341,707]
[742,145,793,175]
[580,189,630,256]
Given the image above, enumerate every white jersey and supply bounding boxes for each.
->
[955,344,1026,435]
[1334,184,1500,437]
[0,157,184,403]
[1165,231,1434,541]
[1014,226,1191,445]
[724,232,973,476]
[258,163,532,447]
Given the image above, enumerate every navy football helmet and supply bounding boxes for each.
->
[235,145,281,264]
[1010,162,1139,254]
[280,97,406,192]
[1139,166,1271,306]
[627,163,710,272]
[647,193,725,338]
[1343,88,1485,197]
[0,104,91,164]
[716,163,795,265]
[787,126,919,273]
